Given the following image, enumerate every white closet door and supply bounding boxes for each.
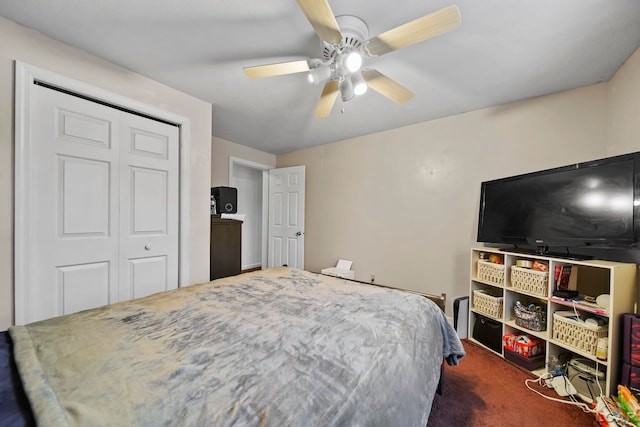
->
[118,112,179,300]
[25,84,179,323]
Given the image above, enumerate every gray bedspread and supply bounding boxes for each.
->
[9,267,464,427]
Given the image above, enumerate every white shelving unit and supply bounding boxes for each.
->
[469,246,637,396]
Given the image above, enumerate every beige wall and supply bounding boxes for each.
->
[607,47,640,156]
[277,84,609,311]
[0,16,212,329]
[211,136,276,186]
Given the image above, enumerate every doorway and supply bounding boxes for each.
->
[229,157,270,270]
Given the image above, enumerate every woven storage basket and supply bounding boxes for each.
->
[510,266,548,297]
[477,260,505,286]
[473,289,504,319]
[552,313,607,355]
[514,301,546,332]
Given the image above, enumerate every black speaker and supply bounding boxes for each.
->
[211,187,237,213]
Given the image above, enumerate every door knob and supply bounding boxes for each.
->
[144,243,152,250]
[296,231,303,237]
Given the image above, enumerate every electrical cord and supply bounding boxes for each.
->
[524,373,595,412]
[525,368,636,426]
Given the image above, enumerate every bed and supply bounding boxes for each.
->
[2,267,464,426]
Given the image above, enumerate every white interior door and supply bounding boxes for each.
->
[23,83,179,323]
[268,166,305,269]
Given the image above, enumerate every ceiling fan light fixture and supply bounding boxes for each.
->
[307,64,331,85]
[352,72,367,96]
[339,77,354,102]
[243,3,462,118]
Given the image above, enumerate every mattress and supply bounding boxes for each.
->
[9,267,464,426]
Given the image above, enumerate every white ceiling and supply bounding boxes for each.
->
[1,0,640,154]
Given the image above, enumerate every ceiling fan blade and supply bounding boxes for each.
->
[243,60,310,79]
[314,80,339,117]
[363,69,414,104]
[296,0,342,45]
[365,5,461,56]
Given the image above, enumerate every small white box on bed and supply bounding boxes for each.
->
[321,259,355,280]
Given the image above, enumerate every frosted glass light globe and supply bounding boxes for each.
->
[344,51,362,72]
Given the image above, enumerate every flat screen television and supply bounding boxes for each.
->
[477,152,640,252]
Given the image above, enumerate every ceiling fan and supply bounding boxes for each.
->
[243,0,461,118]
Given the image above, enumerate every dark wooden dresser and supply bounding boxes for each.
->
[210,215,242,280]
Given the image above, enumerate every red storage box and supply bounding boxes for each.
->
[503,334,543,357]
[503,333,517,352]
[514,335,544,357]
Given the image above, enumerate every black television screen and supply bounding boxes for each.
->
[477,152,640,249]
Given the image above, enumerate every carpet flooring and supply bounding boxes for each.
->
[427,340,597,426]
